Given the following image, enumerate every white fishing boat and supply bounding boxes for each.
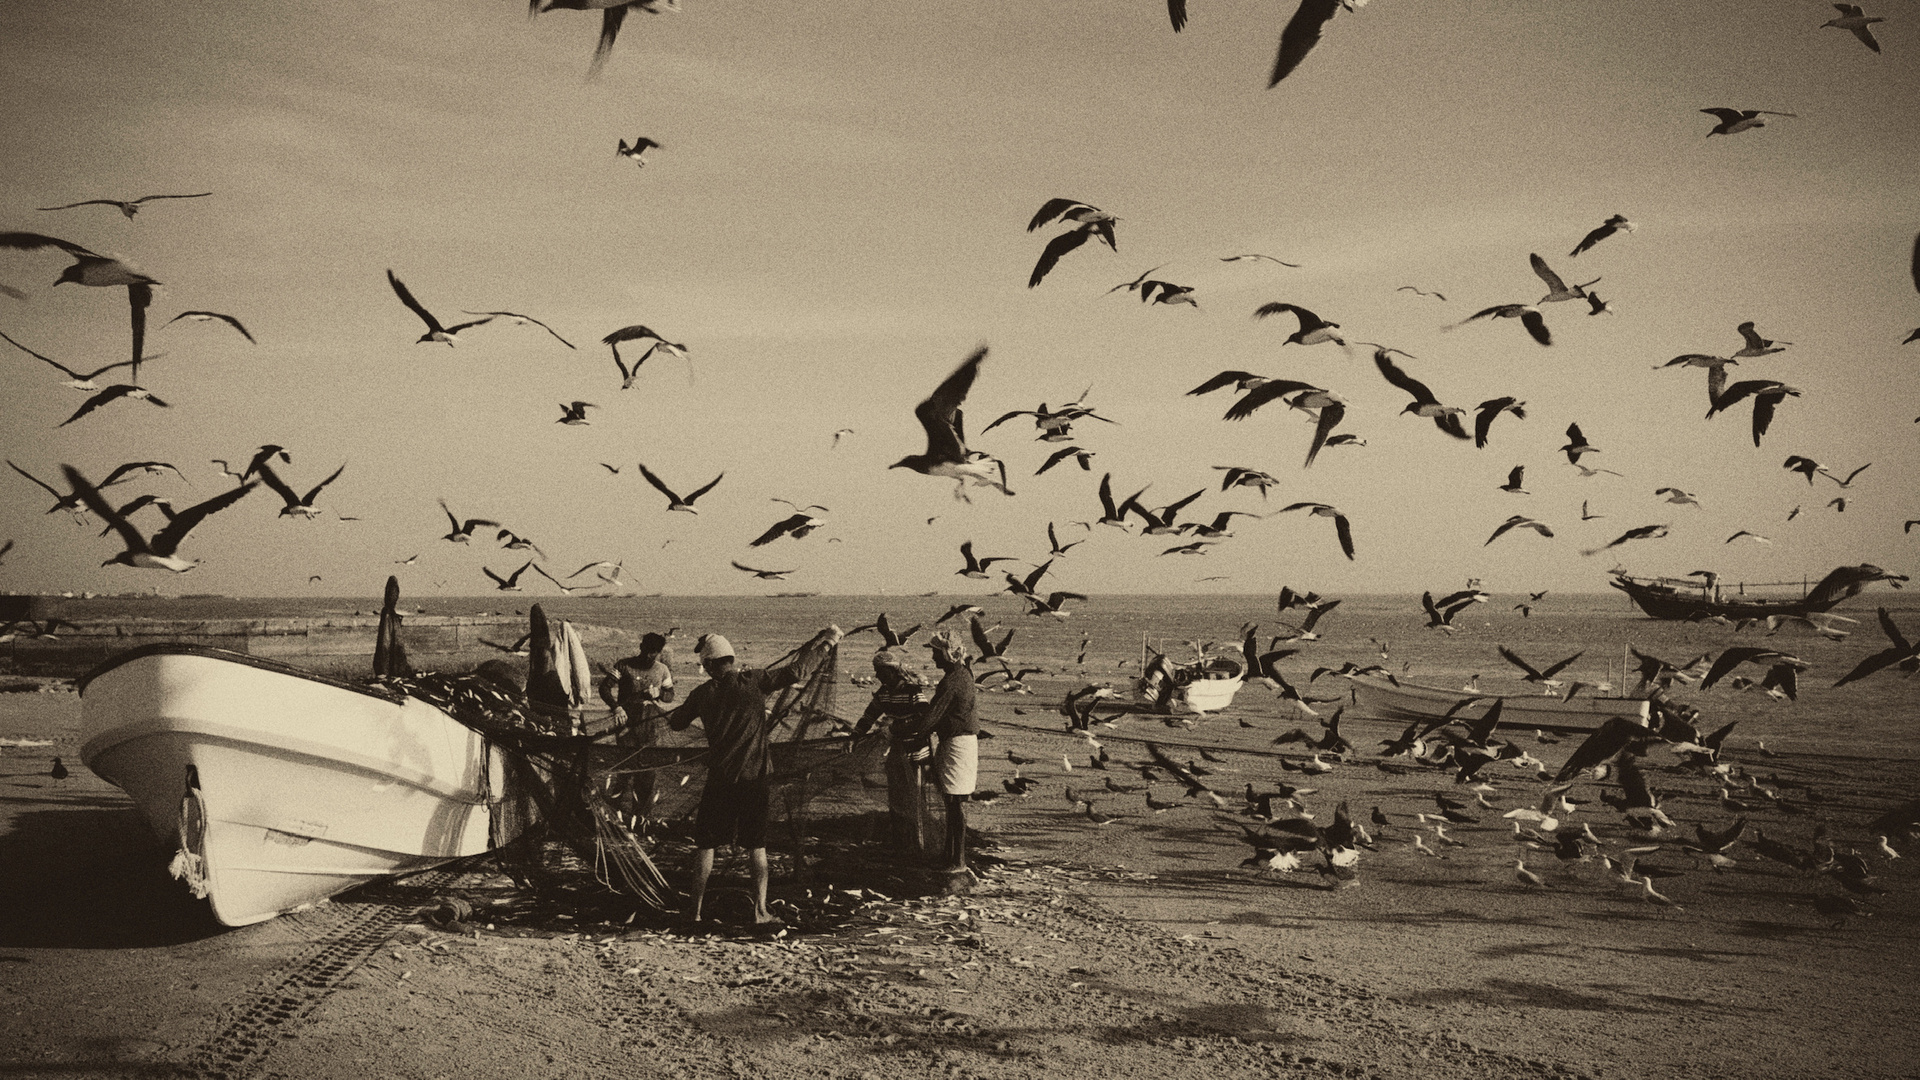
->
[79,644,520,927]
[1343,672,1650,734]
[1134,653,1245,715]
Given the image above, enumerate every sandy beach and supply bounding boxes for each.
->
[4,630,1918,1080]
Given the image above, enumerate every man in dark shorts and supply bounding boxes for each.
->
[668,624,843,928]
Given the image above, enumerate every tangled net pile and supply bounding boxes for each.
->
[378,643,894,911]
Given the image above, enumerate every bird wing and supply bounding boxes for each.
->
[1877,607,1914,654]
[0,231,100,257]
[1187,370,1261,396]
[464,311,573,348]
[1036,445,1081,475]
[1569,222,1614,258]
[1473,402,1501,448]
[1270,0,1341,86]
[981,408,1034,433]
[1519,308,1551,345]
[1485,518,1521,546]
[62,465,153,556]
[587,4,629,75]
[1371,348,1436,405]
[749,514,806,547]
[0,329,84,378]
[386,270,446,334]
[1167,0,1187,31]
[915,347,985,460]
[1707,379,1766,418]
[148,480,258,556]
[1539,650,1585,679]
[167,310,256,343]
[1497,646,1545,680]
[1553,717,1648,782]
[251,462,304,508]
[1221,379,1320,421]
[1304,400,1344,467]
[1027,198,1090,232]
[58,385,138,427]
[636,463,683,504]
[1529,253,1570,294]
[684,472,724,504]
[1252,301,1325,330]
[1751,387,1791,446]
[1029,226,1096,288]
[1332,513,1354,560]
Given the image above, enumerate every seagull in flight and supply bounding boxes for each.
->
[387,270,492,344]
[163,310,255,344]
[1582,524,1669,557]
[1047,521,1085,556]
[751,505,828,546]
[534,0,680,77]
[890,346,1014,501]
[956,540,1013,578]
[484,561,535,591]
[0,232,159,378]
[1833,609,1920,687]
[460,310,575,349]
[617,135,662,165]
[1701,108,1796,136]
[1561,423,1600,465]
[1486,516,1554,546]
[1270,0,1368,87]
[1036,445,1095,475]
[1027,199,1117,288]
[1530,254,1599,304]
[1821,4,1885,52]
[1706,380,1800,446]
[731,560,795,580]
[256,461,346,519]
[1215,465,1280,498]
[1448,303,1550,346]
[1473,397,1526,449]
[1291,389,1350,467]
[1733,321,1789,357]
[556,401,596,425]
[1498,466,1528,494]
[1656,487,1702,508]
[439,499,498,543]
[637,463,723,512]
[1371,347,1469,439]
[58,384,168,427]
[1904,232,1920,345]
[64,464,255,572]
[1279,502,1354,560]
[1570,215,1634,258]
[0,329,157,392]
[1222,253,1302,267]
[37,192,212,219]
[1499,646,1585,687]
[1253,301,1346,347]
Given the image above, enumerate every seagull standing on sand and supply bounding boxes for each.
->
[37,192,212,219]
[64,464,255,572]
[386,270,492,345]
[1821,4,1885,52]
[1569,215,1634,258]
[637,463,722,512]
[890,346,1014,501]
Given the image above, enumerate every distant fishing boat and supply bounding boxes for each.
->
[1344,672,1650,734]
[1610,564,1906,622]
[1134,648,1244,715]
[80,644,522,927]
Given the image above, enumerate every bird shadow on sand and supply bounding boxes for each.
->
[1397,978,1664,1015]
[0,807,222,948]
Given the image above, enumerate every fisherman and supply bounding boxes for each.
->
[850,648,931,852]
[668,625,843,929]
[599,632,675,822]
[917,629,980,876]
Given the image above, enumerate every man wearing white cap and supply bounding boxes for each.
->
[669,623,843,929]
[918,629,979,874]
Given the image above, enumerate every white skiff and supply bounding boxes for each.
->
[80,645,517,927]
[1134,654,1245,715]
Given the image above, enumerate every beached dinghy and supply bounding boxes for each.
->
[1134,652,1245,715]
[79,644,519,927]
[1343,672,1649,734]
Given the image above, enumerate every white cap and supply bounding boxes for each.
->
[696,634,734,661]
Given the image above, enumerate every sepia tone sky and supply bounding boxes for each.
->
[1,1,1917,598]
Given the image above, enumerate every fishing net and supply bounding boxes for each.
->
[378,640,898,912]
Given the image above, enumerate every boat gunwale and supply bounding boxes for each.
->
[77,641,407,700]
[1343,672,1651,734]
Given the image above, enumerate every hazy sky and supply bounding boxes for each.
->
[1,1,1916,599]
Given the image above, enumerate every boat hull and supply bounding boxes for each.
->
[1134,675,1243,715]
[1345,673,1650,734]
[80,645,511,927]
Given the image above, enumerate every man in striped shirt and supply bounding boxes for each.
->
[853,648,930,852]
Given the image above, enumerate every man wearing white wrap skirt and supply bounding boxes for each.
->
[920,629,978,873]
